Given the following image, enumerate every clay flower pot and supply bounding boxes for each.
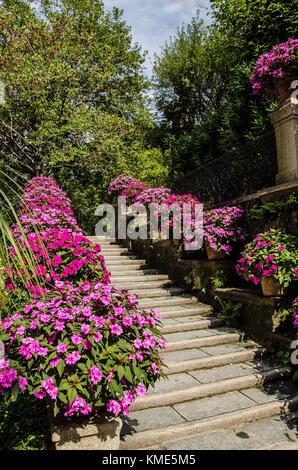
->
[274,76,298,102]
[205,242,227,260]
[261,277,287,297]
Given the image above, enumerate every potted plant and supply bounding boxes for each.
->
[236,229,298,296]
[0,281,166,449]
[250,39,298,102]
[203,206,245,260]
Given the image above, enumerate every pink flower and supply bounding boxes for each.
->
[89,366,103,385]
[65,351,81,365]
[107,399,121,415]
[57,343,67,353]
[109,324,123,336]
[81,324,90,335]
[18,377,28,390]
[136,385,147,396]
[71,334,83,345]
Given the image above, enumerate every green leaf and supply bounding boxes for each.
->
[57,360,65,377]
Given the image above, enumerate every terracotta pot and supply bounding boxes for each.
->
[205,243,227,260]
[261,277,287,297]
[274,76,298,102]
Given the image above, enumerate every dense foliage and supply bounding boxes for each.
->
[0,176,165,418]
[153,0,298,175]
[236,229,298,287]
[0,0,169,233]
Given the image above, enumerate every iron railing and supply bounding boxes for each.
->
[172,131,277,205]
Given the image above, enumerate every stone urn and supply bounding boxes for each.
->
[205,242,227,260]
[261,277,287,297]
[47,406,122,450]
[274,76,298,102]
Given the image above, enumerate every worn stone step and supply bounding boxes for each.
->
[163,345,263,374]
[101,253,138,259]
[87,236,117,244]
[165,331,242,352]
[131,366,292,412]
[139,296,198,309]
[161,318,225,334]
[116,280,173,290]
[156,305,213,319]
[132,287,185,299]
[165,411,298,450]
[110,268,160,276]
[111,274,169,283]
[105,258,147,266]
[120,393,298,450]
[109,265,149,272]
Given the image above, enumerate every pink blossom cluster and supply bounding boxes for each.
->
[5,177,110,295]
[1,176,165,418]
[13,176,81,237]
[203,206,245,253]
[0,280,166,417]
[236,229,298,287]
[109,174,244,252]
[250,39,298,99]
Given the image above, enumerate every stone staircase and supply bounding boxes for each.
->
[88,237,298,450]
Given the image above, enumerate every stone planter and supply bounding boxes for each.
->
[48,408,122,450]
[274,76,298,102]
[261,277,287,297]
[205,243,227,260]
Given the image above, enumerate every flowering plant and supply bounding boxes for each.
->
[250,38,298,99]
[12,177,81,237]
[4,229,110,299]
[236,229,298,287]
[203,206,245,253]
[0,281,166,417]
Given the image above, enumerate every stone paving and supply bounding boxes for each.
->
[89,237,298,450]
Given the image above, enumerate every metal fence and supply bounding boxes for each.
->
[172,131,277,205]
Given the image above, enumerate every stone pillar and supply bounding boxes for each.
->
[271,100,298,185]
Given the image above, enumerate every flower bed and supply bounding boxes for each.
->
[0,176,166,421]
[0,281,165,418]
[250,38,298,99]
[109,174,244,253]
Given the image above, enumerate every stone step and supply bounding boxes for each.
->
[101,250,140,263]
[110,268,160,276]
[139,296,198,309]
[165,411,298,450]
[133,287,185,299]
[165,331,243,352]
[120,392,298,450]
[163,344,263,374]
[130,366,292,412]
[105,259,147,266]
[160,317,225,334]
[109,265,149,272]
[116,280,173,290]
[157,305,213,319]
[87,236,117,244]
[111,274,169,283]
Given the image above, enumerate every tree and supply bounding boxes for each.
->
[153,1,298,174]
[0,0,169,231]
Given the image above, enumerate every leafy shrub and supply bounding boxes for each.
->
[236,229,298,287]
[0,280,166,417]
